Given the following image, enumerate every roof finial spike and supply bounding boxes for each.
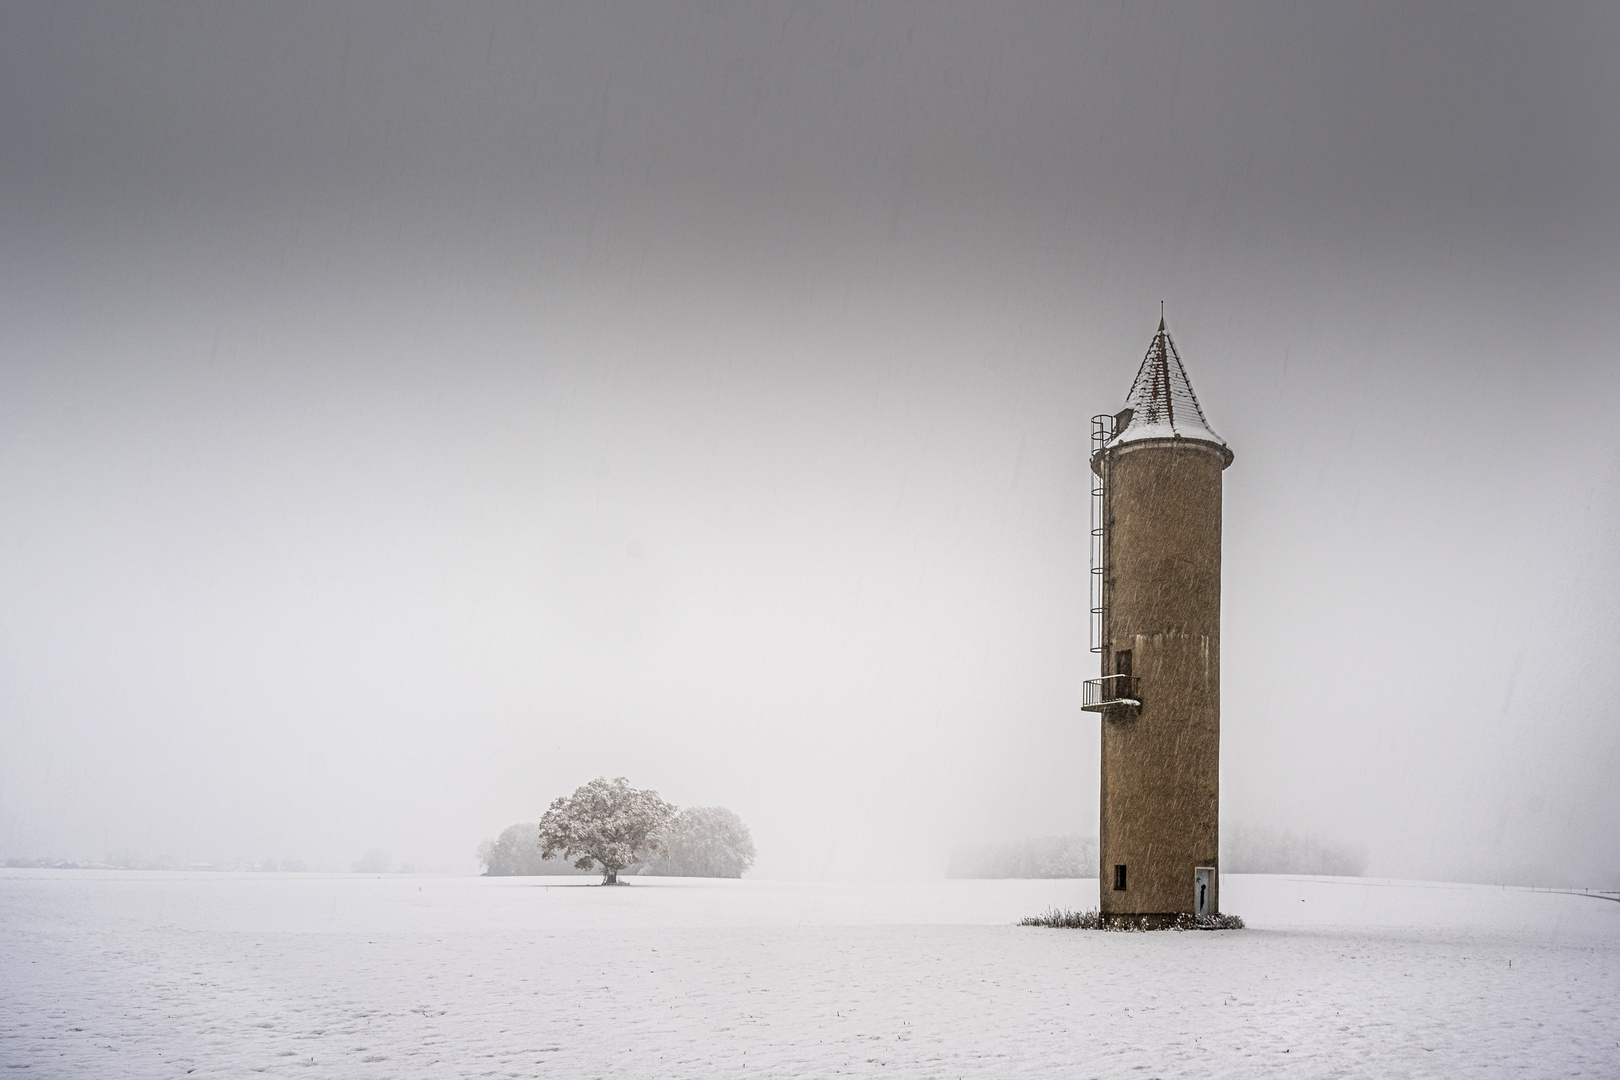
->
[1158,300,1166,333]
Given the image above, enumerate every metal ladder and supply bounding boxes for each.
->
[1089,413,1114,657]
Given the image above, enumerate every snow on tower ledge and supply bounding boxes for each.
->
[1107,318,1233,468]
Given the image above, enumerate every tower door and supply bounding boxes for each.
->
[1194,867,1214,919]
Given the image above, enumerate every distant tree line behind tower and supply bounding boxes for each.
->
[947,836,1098,878]
[1221,822,1368,877]
[947,826,1366,879]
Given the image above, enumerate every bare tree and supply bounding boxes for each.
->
[537,777,676,885]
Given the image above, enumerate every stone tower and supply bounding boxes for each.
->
[1084,316,1233,925]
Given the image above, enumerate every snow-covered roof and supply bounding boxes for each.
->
[1108,318,1230,461]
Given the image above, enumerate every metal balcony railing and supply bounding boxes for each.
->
[1081,674,1140,713]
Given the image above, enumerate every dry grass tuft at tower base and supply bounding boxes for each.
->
[1021,907,1246,930]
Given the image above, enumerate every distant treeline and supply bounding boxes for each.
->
[947,836,1098,878]
[949,825,1368,879]
[3,856,313,872]
[5,853,429,874]
[1221,822,1368,877]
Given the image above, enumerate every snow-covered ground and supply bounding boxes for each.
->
[2,870,1616,1078]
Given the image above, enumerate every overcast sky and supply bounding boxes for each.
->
[1,1,1616,883]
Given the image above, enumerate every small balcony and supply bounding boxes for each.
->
[1081,674,1140,713]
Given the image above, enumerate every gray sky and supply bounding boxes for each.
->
[1,1,1616,882]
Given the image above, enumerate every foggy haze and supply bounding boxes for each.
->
[1,2,1616,885]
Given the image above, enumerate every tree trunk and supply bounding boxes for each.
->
[602,867,618,885]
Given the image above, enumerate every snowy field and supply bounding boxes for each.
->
[2,870,1616,1078]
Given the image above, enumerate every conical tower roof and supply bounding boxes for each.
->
[1108,317,1231,463]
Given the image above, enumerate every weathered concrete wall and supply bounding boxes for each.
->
[1098,438,1226,917]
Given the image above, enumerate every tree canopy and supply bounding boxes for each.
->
[477,822,593,876]
[537,777,676,884]
[635,805,756,878]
